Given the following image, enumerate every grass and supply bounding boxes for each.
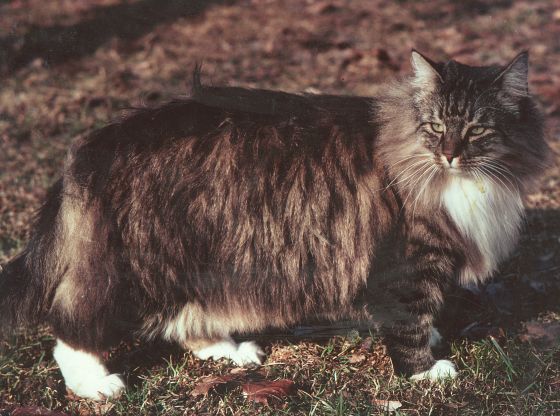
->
[1,328,558,415]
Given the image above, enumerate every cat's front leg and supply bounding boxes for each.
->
[383,314,456,381]
[379,219,462,381]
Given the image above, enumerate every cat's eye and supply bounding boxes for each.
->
[430,123,444,133]
[470,126,486,136]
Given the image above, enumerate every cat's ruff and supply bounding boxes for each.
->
[442,176,523,286]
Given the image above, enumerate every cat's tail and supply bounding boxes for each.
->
[0,179,63,337]
[0,252,36,334]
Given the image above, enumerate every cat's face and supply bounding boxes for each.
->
[409,51,545,186]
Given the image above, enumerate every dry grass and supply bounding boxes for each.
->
[1,329,558,415]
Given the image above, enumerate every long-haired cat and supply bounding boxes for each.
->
[0,51,548,399]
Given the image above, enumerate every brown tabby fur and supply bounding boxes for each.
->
[0,52,548,379]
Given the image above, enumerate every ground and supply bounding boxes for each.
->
[0,0,559,415]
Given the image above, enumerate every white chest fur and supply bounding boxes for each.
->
[442,177,523,285]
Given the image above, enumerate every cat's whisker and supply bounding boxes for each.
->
[383,157,432,185]
[479,159,518,183]
[472,167,490,188]
[475,156,514,172]
[399,163,432,193]
[473,106,506,116]
[375,159,430,193]
[483,164,517,186]
[411,165,439,221]
[388,158,431,178]
[381,160,432,191]
[475,156,512,169]
[477,165,514,193]
[386,154,431,170]
[472,157,519,187]
[476,165,507,190]
[473,168,508,201]
[489,170,518,193]
[478,162,519,192]
[401,163,437,210]
[475,168,511,198]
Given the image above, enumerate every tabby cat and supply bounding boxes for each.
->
[0,51,547,399]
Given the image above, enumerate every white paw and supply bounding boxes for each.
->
[232,341,265,366]
[53,339,126,400]
[193,339,239,361]
[429,327,443,348]
[193,338,265,366]
[410,359,457,382]
[70,373,126,400]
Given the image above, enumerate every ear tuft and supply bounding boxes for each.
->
[496,51,529,97]
[410,50,442,88]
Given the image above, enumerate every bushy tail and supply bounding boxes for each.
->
[0,253,36,334]
[0,179,63,337]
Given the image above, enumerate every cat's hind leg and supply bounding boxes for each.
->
[53,339,125,400]
[187,337,265,367]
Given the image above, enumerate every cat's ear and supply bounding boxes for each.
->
[410,50,442,88]
[494,51,529,97]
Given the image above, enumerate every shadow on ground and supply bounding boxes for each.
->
[440,208,560,340]
[0,0,231,75]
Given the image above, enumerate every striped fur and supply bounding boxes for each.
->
[0,52,548,397]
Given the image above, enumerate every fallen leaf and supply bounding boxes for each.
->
[242,379,297,405]
[373,399,402,412]
[519,320,560,349]
[191,374,244,396]
[460,322,506,341]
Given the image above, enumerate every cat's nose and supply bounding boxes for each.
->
[442,153,457,166]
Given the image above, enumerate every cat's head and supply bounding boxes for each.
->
[378,51,549,196]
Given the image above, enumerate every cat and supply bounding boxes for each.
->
[0,50,548,400]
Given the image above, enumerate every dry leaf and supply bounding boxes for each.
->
[519,320,560,349]
[373,399,402,412]
[242,379,297,405]
[191,374,244,396]
[460,322,506,341]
